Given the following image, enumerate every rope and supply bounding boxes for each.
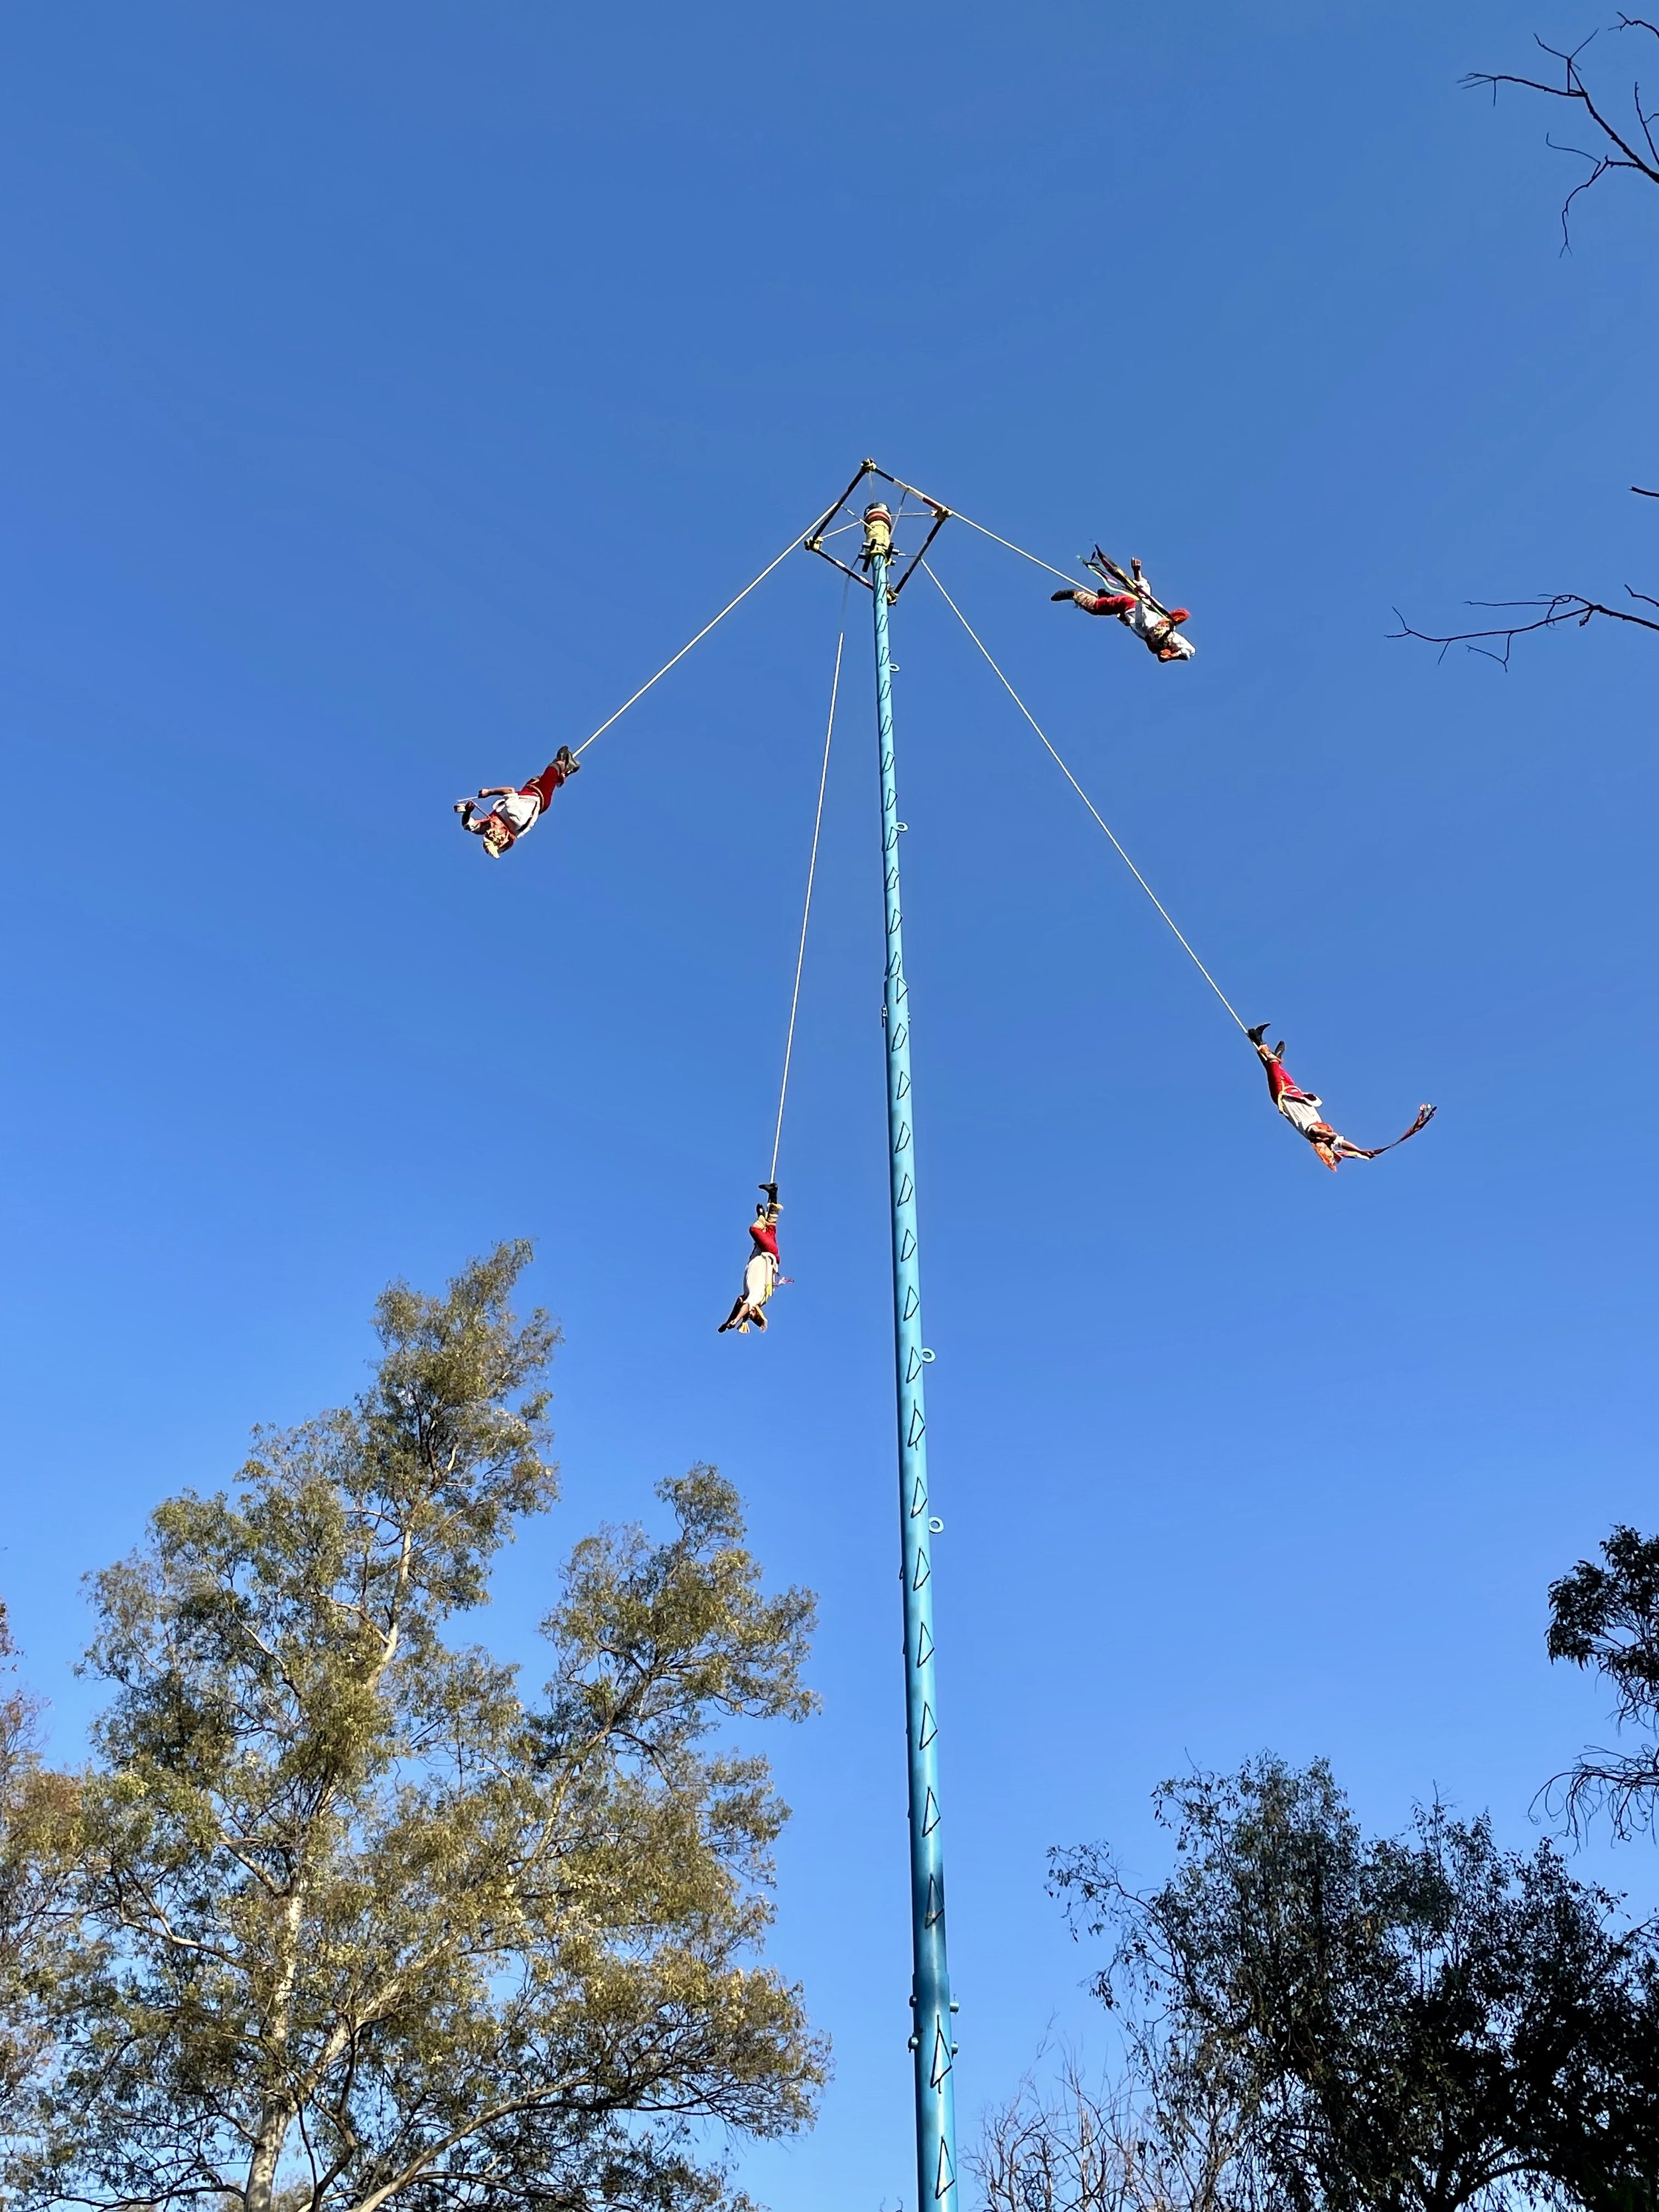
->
[887,477,1078,586]
[920,559,1248,1035]
[573,521,811,758]
[769,621,844,1183]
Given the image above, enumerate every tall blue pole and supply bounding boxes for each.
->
[864,503,958,2212]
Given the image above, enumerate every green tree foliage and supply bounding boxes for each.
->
[0,1602,73,2116]
[1548,1523,1659,1839]
[3,1243,824,2212]
[0,1598,36,2085]
[1050,1757,1659,2212]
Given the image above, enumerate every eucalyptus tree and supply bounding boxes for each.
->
[1548,1522,1659,1840]
[5,1243,823,2212]
[0,1599,70,2119]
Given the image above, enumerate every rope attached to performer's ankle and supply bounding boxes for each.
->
[574,519,816,758]
[922,559,1248,1036]
[770,621,843,1182]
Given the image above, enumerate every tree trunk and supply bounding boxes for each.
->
[244,1874,307,2212]
[246,2106,295,2212]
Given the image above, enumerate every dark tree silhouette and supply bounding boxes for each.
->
[1050,1757,1659,2212]
[1396,20,1659,664]
[1468,21,1659,246]
[1391,581,1659,667]
[1547,1524,1659,1839]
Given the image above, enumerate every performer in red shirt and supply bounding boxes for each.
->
[1052,552,1194,662]
[1248,1025,1435,1173]
[719,1185,784,1335]
[454,746,579,858]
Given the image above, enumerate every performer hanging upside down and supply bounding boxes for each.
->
[1248,1024,1435,1173]
[719,1184,784,1335]
[1052,551,1195,662]
[454,747,579,857]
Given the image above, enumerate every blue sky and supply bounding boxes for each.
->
[4,4,1658,2207]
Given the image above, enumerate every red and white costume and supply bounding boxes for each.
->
[1065,570,1195,662]
[1254,1037,1435,1173]
[719,1208,783,1334]
[1263,1055,1368,1166]
[462,757,573,856]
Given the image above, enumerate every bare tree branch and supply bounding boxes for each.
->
[1390,589,1659,666]
[1400,41,1659,665]
[1463,21,1659,247]
[1536,1743,1659,1843]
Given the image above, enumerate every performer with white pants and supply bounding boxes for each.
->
[1248,1025,1435,1173]
[719,1186,784,1335]
[1052,552,1196,662]
[454,746,579,857]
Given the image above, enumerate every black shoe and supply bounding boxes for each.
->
[554,745,579,775]
[1246,1023,1270,1047]
[1051,589,1076,603]
[758,1181,779,1208]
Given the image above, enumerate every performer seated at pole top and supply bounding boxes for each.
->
[454,746,580,857]
[1248,1024,1435,1173]
[1052,550,1195,662]
[719,1184,785,1335]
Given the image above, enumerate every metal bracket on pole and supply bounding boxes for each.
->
[863,465,952,600]
[885,502,951,601]
[804,459,879,590]
[805,459,953,601]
